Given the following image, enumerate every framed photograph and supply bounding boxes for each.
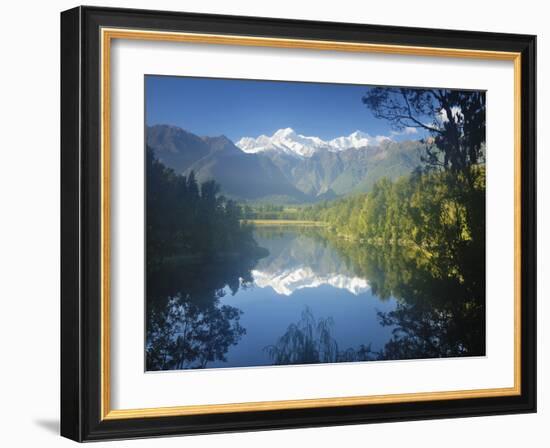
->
[60,6,536,442]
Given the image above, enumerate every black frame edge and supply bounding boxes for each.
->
[60,5,537,442]
[61,6,83,442]
[519,34,537,414]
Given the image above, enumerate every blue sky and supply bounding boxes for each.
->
[145,75,421,142]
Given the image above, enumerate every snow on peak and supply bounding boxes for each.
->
[236,128,390,158]
[273,127,296,138]
[329,130,371,150]
[251,267,370,296]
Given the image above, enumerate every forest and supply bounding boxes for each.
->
[146,146,266,271]
[146,147,267,370]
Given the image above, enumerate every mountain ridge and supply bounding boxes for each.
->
[235,127,392,158]
[146,124,424,204]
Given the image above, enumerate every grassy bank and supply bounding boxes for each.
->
[242,219,328,227]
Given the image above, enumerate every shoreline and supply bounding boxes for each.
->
[241,219,328,227]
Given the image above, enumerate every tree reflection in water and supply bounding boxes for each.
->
[329,175,486,360]
[267,212,485,364]
[149,217,486,370]
[264,307,375,364]
[146,255,258,370]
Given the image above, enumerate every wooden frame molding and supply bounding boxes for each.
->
[61,7,536,441]
[99,27,522,421]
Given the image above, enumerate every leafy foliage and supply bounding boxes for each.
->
[265,307,375,365]
[147,294,246,370]
[146,146,263,270]
[363,87,485,171]
[146,148,269,370]
[296,165,486,359]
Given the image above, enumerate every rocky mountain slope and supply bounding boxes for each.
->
[147,124,424,203]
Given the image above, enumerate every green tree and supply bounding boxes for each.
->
[362,87,485,171]
[146,146,265,268]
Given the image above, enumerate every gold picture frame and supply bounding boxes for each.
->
[61,6,536,442]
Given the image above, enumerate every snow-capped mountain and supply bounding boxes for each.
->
[329,131,391,151]
[248,227,371,296]
[251,267,370,296]
[147,125,423,203]
[236,128,391,158]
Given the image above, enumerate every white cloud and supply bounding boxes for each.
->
[390,126,418,136]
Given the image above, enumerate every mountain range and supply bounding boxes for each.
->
[251,228,370,296]
[236,127,391,157]
[147,124,424,203]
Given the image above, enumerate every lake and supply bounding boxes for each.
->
[208,226,398,368]
[146,223,485,371]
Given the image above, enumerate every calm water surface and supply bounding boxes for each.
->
[146,224,485,371]
[209,227,397,368]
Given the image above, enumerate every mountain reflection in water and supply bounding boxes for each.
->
[146,225,485,371]
[250,227,370,296]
